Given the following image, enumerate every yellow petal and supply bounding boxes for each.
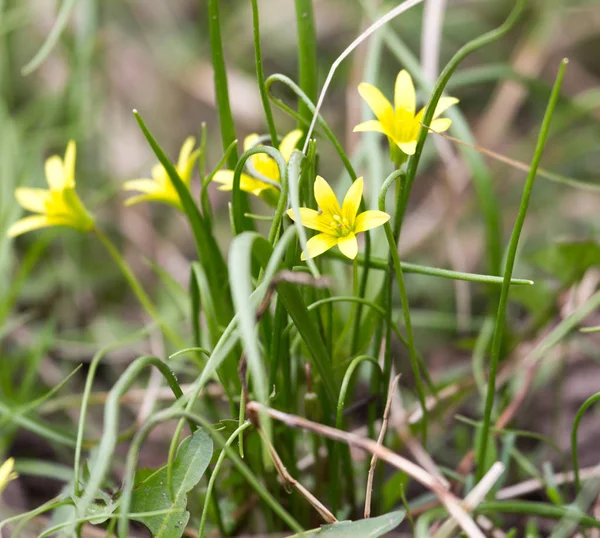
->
[430,118,452,133]
[341,177,363,224]
[394,70,416,116]
[433,97,459,118]
[213,170,272,196]
[15,188,51,213]
[124,193,175,208]
[62,140,76,188]
[358,83,394,127]
[287,207,332,233]
[301,233,338,260]
[397,140,417,155]
[354,210,390,233]
[353,120,388,135]
[279,129,303,162]
[337,233,358,259]
[212,170,234,190]
[7,215,51,238]
[122,179,160,194]
[244,134,260,152]
[45,155,65,190]
[0,458,17,493]
[177,136,196,170]
[314,175,341,216]
[151,164,168,186]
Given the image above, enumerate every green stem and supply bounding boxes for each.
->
[379,170,428,443]
[571,392,600,494]
[207,0,238,169]
[332,355,381,515]
[95,228,182,348]
[198,421,253,538]
[294,0,318,126]
[324,250,533,285]
[476,59,567,479]
[251,0,278,146]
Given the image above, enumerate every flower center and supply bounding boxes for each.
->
[330,213,353,237]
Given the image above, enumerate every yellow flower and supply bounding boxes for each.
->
[354,69,458,161]
[213,130,303,204]
[7,141,95,238]
[287,176,390,260]
[0,458,17,494]
[123,136,200,210]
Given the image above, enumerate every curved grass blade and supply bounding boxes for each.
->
[477,59,568,479]
[21,0,77,75]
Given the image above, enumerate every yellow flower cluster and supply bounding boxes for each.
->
[7,69,451,262]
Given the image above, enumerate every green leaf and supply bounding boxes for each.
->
[71,495,116,525]
[286,511,405,537]
[528,240,600,285]
[130,429,213,538]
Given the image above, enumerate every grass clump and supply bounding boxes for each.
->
[1,0,600,536]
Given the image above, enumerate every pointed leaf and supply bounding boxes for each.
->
[287,511,405,537]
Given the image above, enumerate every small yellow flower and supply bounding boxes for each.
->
[287,175,390,260]
[7,141,95,238]
[354,69,458,162]
[123,136,200,210]
[0,458,17,494]
[213,130,303,204]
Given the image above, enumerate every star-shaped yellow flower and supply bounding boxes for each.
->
[7,141,95,238]
[123,136,200,210]
[287,176,390,260]
[354,69,458,162]
[213,130,302,204]
[0,458,17,494]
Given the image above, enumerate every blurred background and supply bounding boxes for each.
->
[1,0,599,531]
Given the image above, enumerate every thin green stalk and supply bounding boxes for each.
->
[379,170,428,442]
[73,331,152,496]
[324,250,533,285]
[251,0,278,145]
[207,0,238,169]
[477,59,567,479]
[198,421,253,538]
[294,0,318,127]
[475,501,600,528]
[332,355,382,515]
[571,392,600,494]
[94,228,182,348]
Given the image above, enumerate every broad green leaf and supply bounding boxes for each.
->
[286,510,405,537]
[131,428,213,538]
[528,240,600,285]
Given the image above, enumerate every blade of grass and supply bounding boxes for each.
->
[571,392,600,494]
[21,0,77,75]
[207,0,237,169]
[250,0,278,145]
[294,0,318,128]
[476,59,568,479]
[133,111,231,325]
[379,169,428,442]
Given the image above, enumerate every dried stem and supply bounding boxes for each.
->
[364,374,401,518]
[248,402,486,538]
